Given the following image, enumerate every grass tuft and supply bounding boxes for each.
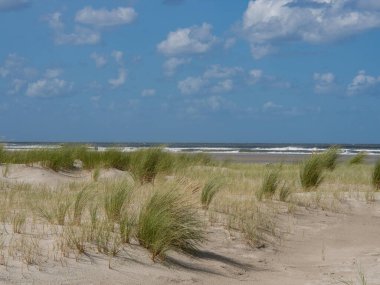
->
[129,148,174,184]
[137,188,205,261]
[104,181,132,223]
[320,146,340,171]
[256,169,280,201]
[372,160,380,191]
[349,152,367,165]
[73,187,92,225]
[300,155,324,191]
[201,177,223,209]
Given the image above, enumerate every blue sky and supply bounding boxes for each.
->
[0,0,380,143]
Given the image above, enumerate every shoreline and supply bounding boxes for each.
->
[209,152,380,164]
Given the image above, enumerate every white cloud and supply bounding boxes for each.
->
[157,23,217,56]
[75,6,137,27]
[44,68,63,79]
[26,78,72,98]
[248,68,290,88]
[25,68,72,98]
[111,50,124,65]
[90,52,107,68]
[178,76,205,95]
[347,70,380,95]
[0,0,29,11]
[163,57,190,76]
[313,72,335,93]
[263,101,283,112]
[204,65,242,79]
[177,64,243,95]
[249,69,264,84]
[224,38,236,49]
[46,12,100,45]
[0,54,37,79]
[141,89,156,97]
[262,101,302,116]
[211,79,233,93]
[108,68,127,88]
[242,0,380,58]
[8,79,26,95]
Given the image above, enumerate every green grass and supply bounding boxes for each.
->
[201,177,223,209]
[129,148,174,184]
[104,180,133,223]
[256,169,280,201]
[137,187,205,261]
[73,187,92,225]
[300,155,324,190]
[349,152,367,165]
[372,160,380,190]
[320,146,340,171]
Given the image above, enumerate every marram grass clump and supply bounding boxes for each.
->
[104,180,133,223]
[256,169,280,201]
[372,160,380,191]
[137,188,205,261]
[300,155,324,191]
[320,146,340,171]
[201,177,223,209]
[129,148,174,184]
[349,152,367,165]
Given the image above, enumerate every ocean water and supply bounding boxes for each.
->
[3,142,380,156]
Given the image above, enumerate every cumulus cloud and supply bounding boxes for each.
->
[249,69,264,84]
[46,12,100,45]
[44,68,63,79]
[178,76,205,95]
[26,78,72,98]
[25,68,73,98]
[347,70,380,95]
[211,79,233,93]
[262,101,283,112]
[177,64,244,95]
[108,68,127,88]
[0,54,37,79]
[8,79,26,95]
[204,65,243,79]
[163,57,190,76]
[313,72,335,93]
[111,50,124,65]
[157,23,217,56]
[75,6,137,27]
[141,89,156,97]
[242,0,380,58]
[90,52,107,68]
[262,101,303,116]
[0,0,30,12]
[248,68,290,88]
[224,38,236,49]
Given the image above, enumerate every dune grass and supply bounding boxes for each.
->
[300,155,324,190]
[104,180,133,223]
[137,187,205,260]
[320,146,340,171]
[256,168,280,201]
[372,160,380,190]
[201,177,223,209]
[349,152,367,165]
[0,147,377,269]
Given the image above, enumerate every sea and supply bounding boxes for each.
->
[3,142,380,156]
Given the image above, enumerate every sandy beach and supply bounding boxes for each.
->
[209,153,380,164]
[0,148,379,284]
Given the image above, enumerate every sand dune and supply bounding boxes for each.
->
[0,165,379,284]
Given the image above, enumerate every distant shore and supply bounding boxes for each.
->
[209,152,380,164]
